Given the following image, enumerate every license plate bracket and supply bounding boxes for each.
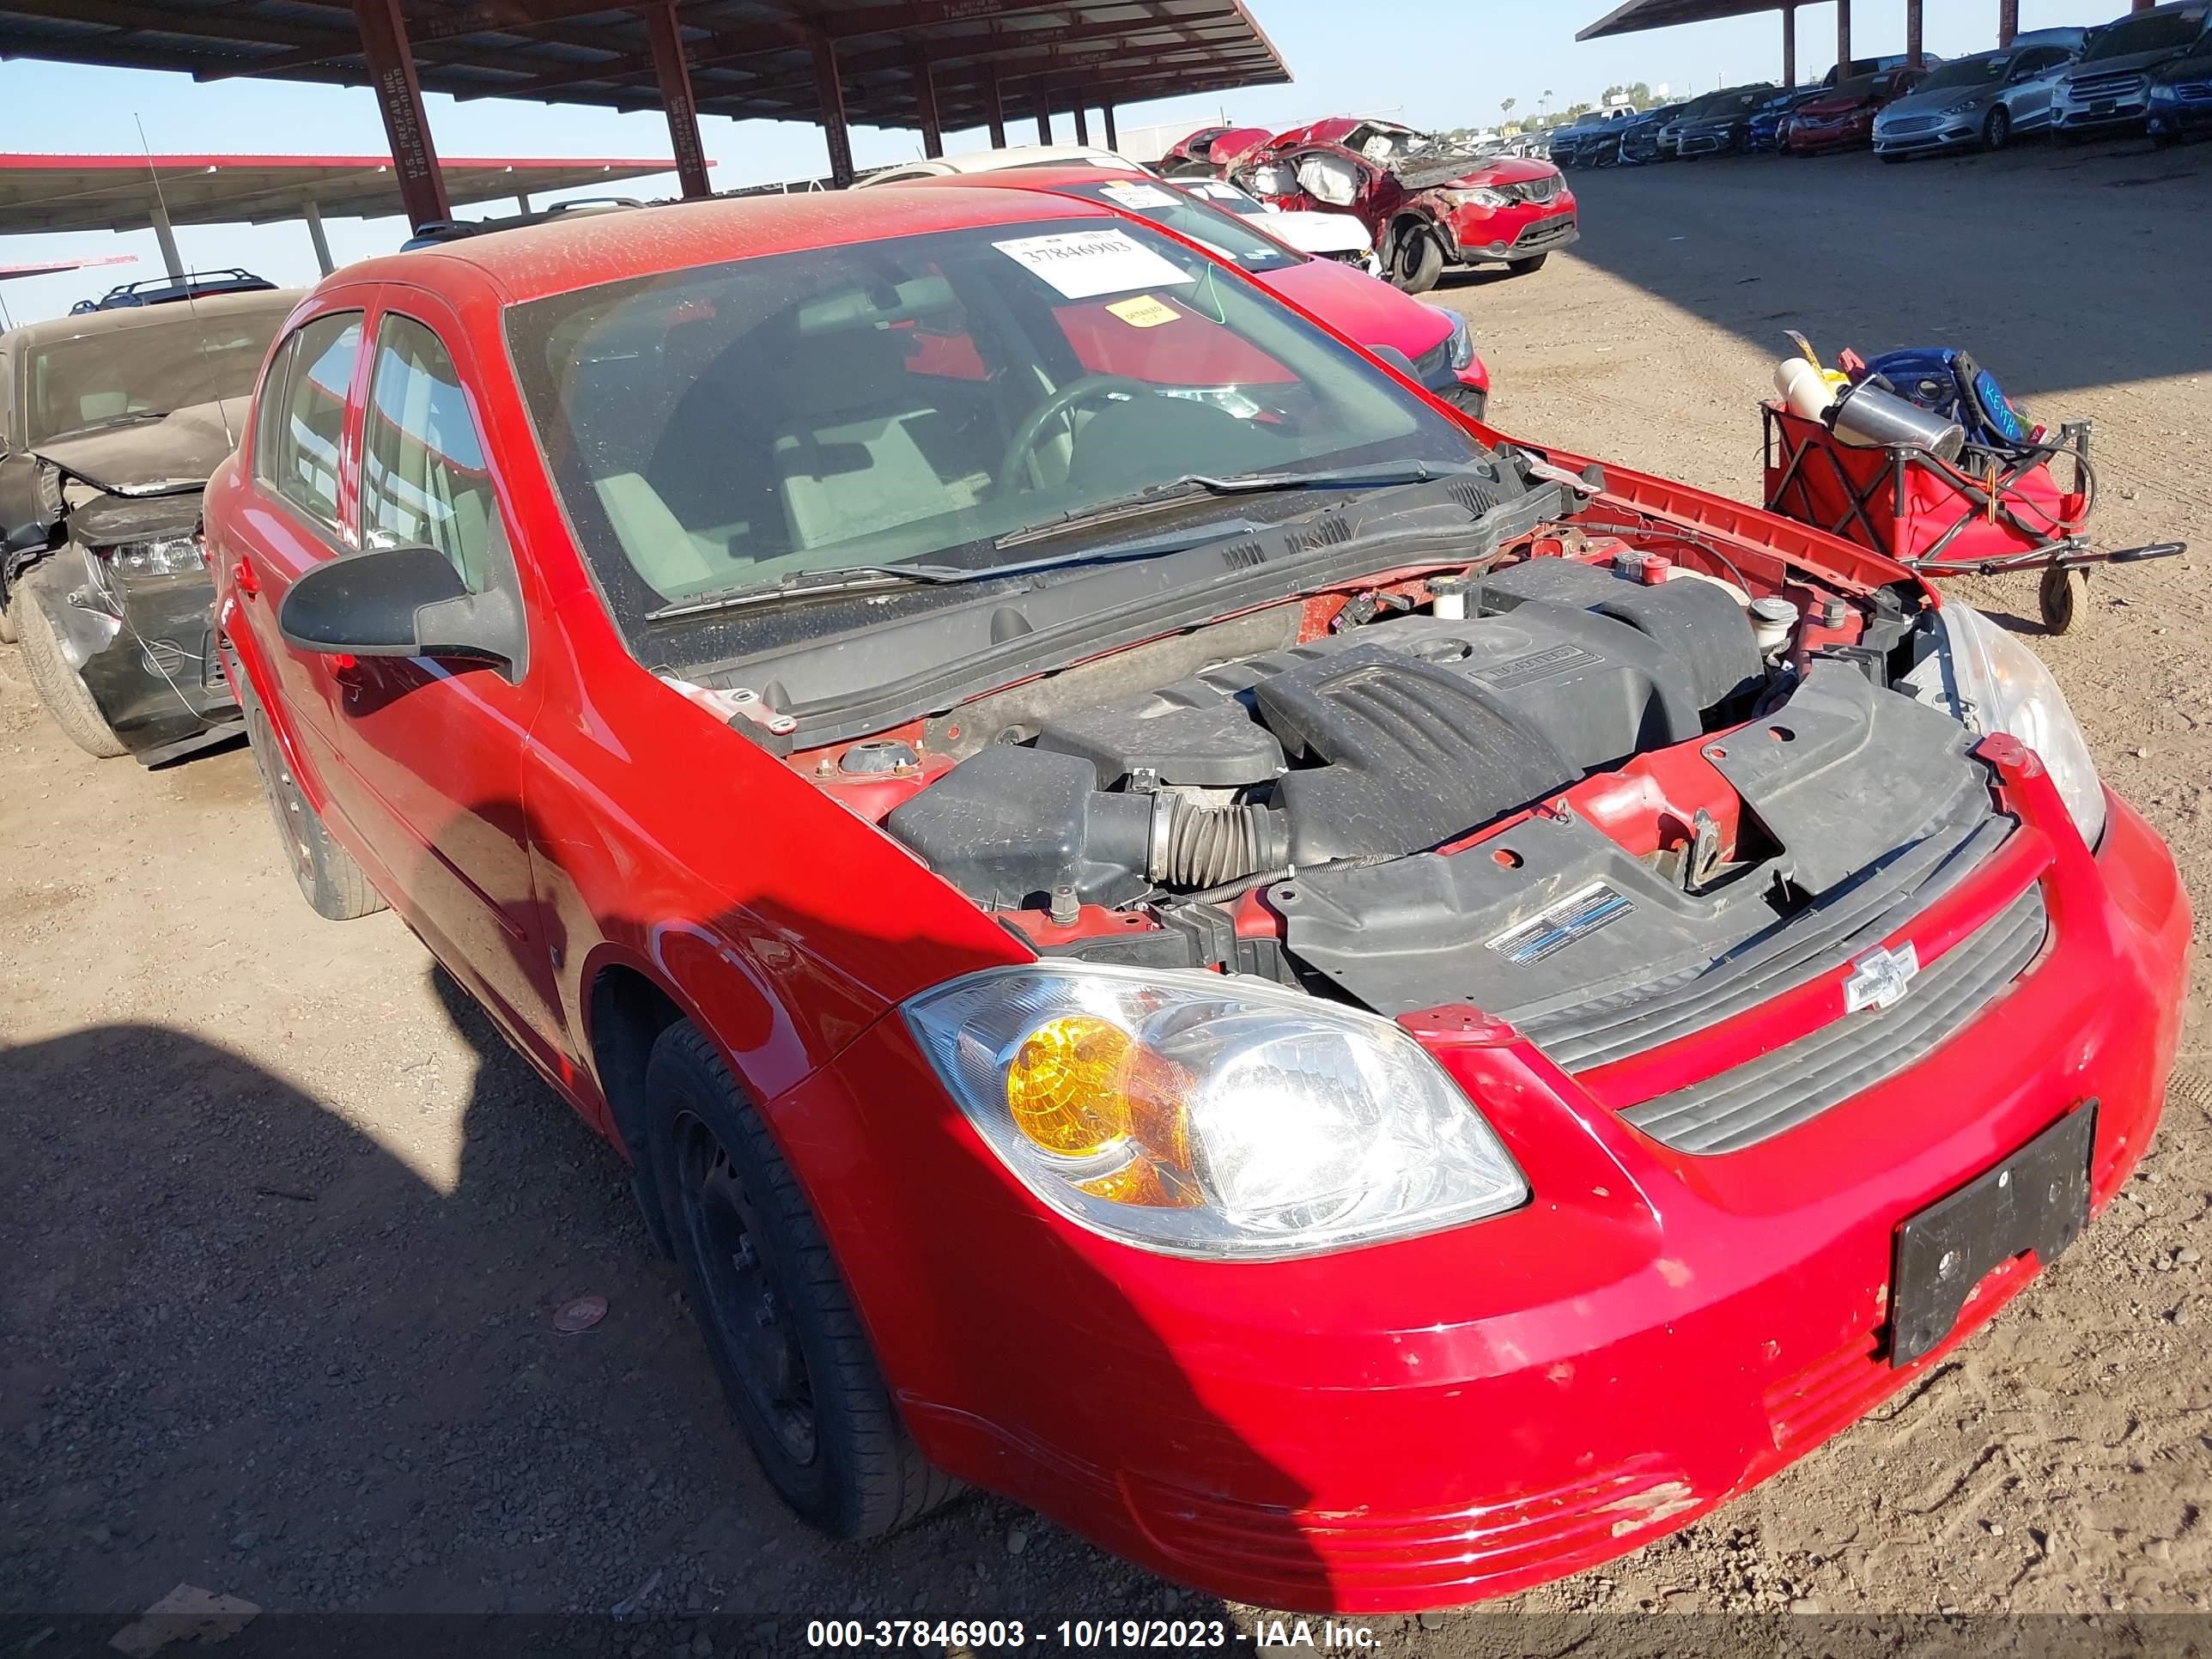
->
[1889,1100,2096,1366]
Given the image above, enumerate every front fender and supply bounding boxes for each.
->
[22,550,121,671]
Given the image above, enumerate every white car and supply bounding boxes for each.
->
[1176,177,1374,264]
[855,145,1139,187]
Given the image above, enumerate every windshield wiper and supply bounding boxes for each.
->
[994,459,1476,550]
[40,409,171,441]
[642,519,1273,623]
[641,461,1479,623]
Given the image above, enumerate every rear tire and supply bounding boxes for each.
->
[1389,226,1443,295]
[646,1023,956,1540]
[15,562,125,759]
[238,674,385,920]
[1984,106,2012,151]
[0,586,16,645]
[1505,252,1549,276]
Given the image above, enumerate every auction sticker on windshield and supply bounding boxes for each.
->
[993,229,1196,299]
[1098,181,1180,210]
[1103,295,1181,328]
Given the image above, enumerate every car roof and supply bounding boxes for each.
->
[337,186,1116,307]
[860,144,1131,181]
[2,285,303,351]
[893,163,1151,191]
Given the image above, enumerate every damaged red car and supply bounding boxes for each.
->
[1236,117,1578,293]
[206,186,2186,1614]
[1786,65,1930,153]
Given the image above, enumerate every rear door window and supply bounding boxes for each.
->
[258,312,362,533]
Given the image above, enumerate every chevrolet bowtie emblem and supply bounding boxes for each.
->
[1843,942,1921,1014]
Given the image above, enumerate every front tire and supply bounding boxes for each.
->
[15,562,125,759]
[1388,226,1443,295]
[1984,106,2012,150]
[647,1023,955,1540]
[1505,252,1549,276]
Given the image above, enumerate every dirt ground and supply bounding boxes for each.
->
[4,138,2210,1654]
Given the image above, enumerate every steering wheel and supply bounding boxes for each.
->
[996,374,1154,495]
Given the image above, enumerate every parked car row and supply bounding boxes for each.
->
[1548,3,2211,165]
[0,155,2187,1621]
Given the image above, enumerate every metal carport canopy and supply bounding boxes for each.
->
[1577,0,1796,39]
[0,153,691,233]
[0,2,1292,139]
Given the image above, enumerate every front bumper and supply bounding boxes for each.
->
[1875,116,1984,154]
[1447,206,1578,264]
[1789,119,1874,152]
[2148,90,2212,137]
[45,560,240,763]
[790,755,2188,1613]
[1674,126,1739,156]
[2054,97,2152,132]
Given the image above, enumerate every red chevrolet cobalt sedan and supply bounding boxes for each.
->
[204,186,2186,1613]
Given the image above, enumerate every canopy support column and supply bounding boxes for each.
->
[1782,3,1796,86]
[1072,104,1090,144]
[302,198,334,276]
[1836,0,1852,76]
[1998,0,2019,45]
[351,0,450,228]
[983,62,1006,148]
[644,0,713,198]
[912,48,944,157]
[1102,102,1118,150]
[811,32,854,187]
[1035,95,1052,143]
[149,204,183,279]
[1905,0,1923,67]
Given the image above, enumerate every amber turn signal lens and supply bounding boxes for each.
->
[1006,1015,1136,1158]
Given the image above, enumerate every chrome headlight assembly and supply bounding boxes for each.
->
[1941,602,2106,845]
[98,533,203,580]
[1443,185,1511,210]
[904,963,1528,1261]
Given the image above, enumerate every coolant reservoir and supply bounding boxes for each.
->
[1748,595,1800,659]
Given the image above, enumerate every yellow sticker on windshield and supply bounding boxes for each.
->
[1105,295,1181,329]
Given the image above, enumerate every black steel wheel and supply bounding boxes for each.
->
[645,1023,956,1539]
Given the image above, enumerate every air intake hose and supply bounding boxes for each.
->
[1148,795,1288,890]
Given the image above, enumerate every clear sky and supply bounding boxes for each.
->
[0,0,2092,325]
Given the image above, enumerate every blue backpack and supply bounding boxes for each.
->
[1858,348,2033,451]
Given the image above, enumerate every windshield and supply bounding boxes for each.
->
[507,217,1476,654]
[2085,7,2206,58]
[1917,53,2007,90]
[25,301,290,445]
[1053,179,1302,274]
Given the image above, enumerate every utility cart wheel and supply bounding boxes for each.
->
[2039,564,2085,635]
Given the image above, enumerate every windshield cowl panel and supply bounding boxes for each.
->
[506,215,1483,684]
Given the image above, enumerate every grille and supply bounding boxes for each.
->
[2175,80,2212,102]
[1885,115,1940,134]
[2069,70,2148,101]
[1622,881,2050,1155]
[1520,804,2010,1073]
[1512,215,1577,251]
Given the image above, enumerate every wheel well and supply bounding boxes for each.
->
[587,963,688,1258]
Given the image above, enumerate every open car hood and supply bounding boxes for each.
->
[31,397,250,497]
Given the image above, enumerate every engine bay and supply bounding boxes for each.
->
[775,487,1990,1036]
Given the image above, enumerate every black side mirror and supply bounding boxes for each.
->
[0,453,59,556]
[279,542,526,680]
